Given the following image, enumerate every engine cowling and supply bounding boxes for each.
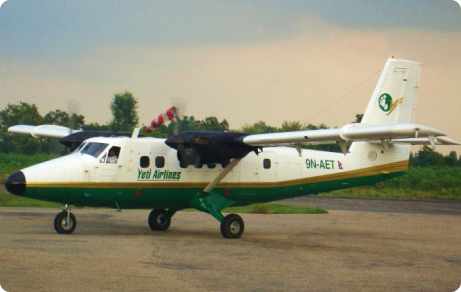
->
[165,131,259,166]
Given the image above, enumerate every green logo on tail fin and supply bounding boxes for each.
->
[378,93,392,112]
[378,93,403,115]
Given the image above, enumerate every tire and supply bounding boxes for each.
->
[220,214,244,239]
[54,211,77,234]
[148,209,171,231]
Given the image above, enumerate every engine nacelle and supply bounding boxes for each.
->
[165,131,259,166]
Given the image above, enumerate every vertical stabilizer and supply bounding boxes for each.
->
[350,58,422,164]
[361,58,421,125]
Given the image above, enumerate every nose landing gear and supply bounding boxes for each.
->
[54,204,77,234]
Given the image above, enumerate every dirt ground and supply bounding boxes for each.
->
[0,204,460,292]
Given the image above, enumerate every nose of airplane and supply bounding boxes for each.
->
[5,171,26,196]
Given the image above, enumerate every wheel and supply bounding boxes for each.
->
[54,211,77,234]
[220,214,244,239]
[148,209,171,231]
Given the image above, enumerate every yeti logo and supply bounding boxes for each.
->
[379,93,403,115]
[379,93,393,112]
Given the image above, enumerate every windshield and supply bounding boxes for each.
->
[73,142,87,154]
[81,142,108,158]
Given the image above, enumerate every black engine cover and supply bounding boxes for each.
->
[165,131,259,166]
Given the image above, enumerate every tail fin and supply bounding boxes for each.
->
[350,58,422,165]
[361,58,422,125]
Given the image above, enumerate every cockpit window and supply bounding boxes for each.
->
[104,146,121,164]
[81,143,108,158]
[74,142,87,153]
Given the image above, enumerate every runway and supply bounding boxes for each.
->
[0,201,460,291]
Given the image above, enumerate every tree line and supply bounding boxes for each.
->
[0,91,459,167]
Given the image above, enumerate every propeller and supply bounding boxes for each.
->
[66,99,81,151]
[66,99,81,134]
[170,97,187,135]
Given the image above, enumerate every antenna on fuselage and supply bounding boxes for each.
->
[132,128,141,138]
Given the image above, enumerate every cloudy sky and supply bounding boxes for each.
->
[0,0,460,154]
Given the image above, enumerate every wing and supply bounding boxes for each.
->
[8,125,81,139]
[242,123,459,150]
[164,123,459,165]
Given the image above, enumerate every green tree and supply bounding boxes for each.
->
[201,117,229,131]
[83,122,109,131]
[305,123,329,130]
[0,102,46,154]
[279,121,303,132]
[412,146,445,167]
[241,121,277,134]
[179,116,201,132]
[43,110,85,129]
[69,113,85,130]
[353,114,364,123]
[444,151,458,167]
[43,110,69,125]
[109,91,139,131]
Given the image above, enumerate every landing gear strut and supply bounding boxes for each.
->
[54,204,76,234]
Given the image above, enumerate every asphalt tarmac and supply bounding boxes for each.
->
[0,198,460,292]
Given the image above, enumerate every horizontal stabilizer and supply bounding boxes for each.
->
[8,125,81,139]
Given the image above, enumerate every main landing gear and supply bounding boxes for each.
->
[54,204,76,234]
[220,214,244,239]
[147,208,245,239]
[148,209,175,231]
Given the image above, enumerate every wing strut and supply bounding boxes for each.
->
[203,158,242,193]
[189,156,246,222]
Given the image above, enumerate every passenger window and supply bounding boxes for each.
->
[140,156,150,168]
[263,159,271,169]
[155,156,165,168]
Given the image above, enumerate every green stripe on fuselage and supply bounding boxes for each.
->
[22,171,406,209]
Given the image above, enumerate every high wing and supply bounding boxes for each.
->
[8,125,81,139]
[165,123,459,166]
[8,106,179,151]
[8,125,135,150]
[242,123,459,150]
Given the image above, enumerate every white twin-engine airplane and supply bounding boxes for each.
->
[5,58,459,239]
